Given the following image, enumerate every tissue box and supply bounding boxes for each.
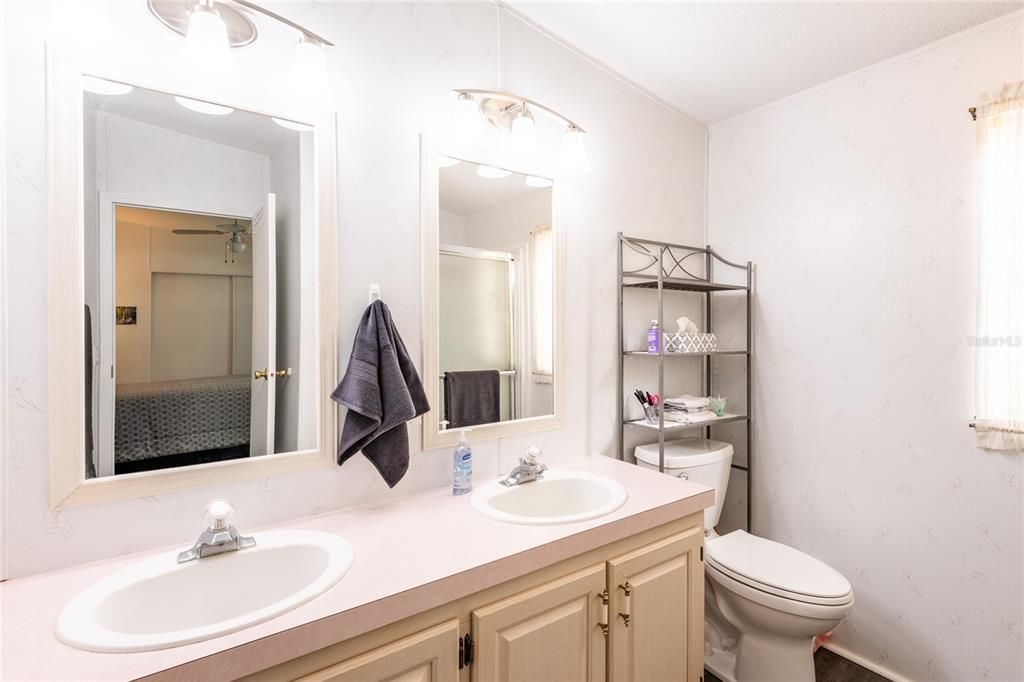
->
[665,332,717,353]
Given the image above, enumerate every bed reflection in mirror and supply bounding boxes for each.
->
[82,78,318,478]
[437,159,554,430]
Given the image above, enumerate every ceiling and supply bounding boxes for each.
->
[508,1,1022,124]
[84,80,299,157]
[440,160,550,215]
[116,206,251,232]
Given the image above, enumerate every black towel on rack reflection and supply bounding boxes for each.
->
[444,370,501,429]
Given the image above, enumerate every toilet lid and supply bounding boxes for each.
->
[706,531,852,602]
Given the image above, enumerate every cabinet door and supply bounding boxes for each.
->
[296,619,460,682]
[472,564,607,682]
[607,527,704,682]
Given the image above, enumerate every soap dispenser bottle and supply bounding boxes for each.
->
[453,430,473,495]
[647,320,661,353]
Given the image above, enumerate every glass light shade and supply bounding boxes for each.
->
[182,6,236,87]
[175,96,233,116]
[452,94,483,148]
[82,76,132,96]
[230,238,247,254]
[438,156,461,168]
[272,117,314,132]
[525,175,553,188]
[284,38,333,114]
[477,165,512,179]
[559,127,591,176]
[507,111,538,164]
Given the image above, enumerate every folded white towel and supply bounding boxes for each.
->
[664,409,718,424]
[664,394,710,410]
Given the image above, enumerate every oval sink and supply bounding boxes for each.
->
[472,470,628,525]
[57,529,354,652]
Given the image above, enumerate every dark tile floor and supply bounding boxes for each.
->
[705,647,890,682]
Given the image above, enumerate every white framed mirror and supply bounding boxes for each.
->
[47,48,338,507]
[421,138,564,450]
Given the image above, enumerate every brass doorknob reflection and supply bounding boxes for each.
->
[254,368,291,380]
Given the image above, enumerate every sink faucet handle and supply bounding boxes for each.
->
[523,445,543,466]
[205,499,235,531]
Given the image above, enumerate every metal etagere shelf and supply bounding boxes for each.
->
[616,233,754,531]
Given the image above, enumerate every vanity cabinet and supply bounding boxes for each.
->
[244,515,704,682]
[607,528,705,682]
[292,620,461,682]
[472,564,607,682]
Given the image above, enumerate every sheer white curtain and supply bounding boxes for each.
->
[975,82,1024,450]
[530,227,554,382]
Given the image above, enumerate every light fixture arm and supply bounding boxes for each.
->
[227,0,334,46]
[454,89,585,133]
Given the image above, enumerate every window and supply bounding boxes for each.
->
[974,82,1024,450]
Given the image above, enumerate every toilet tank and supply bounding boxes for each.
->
[634,438,734,530]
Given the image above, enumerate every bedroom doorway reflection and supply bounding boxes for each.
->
[84,197,303,477]
[94,204,264,476]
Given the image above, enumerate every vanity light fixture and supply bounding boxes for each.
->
[477,165,513,179]
[452,89,589,177]
[149,0,336,123]
[174,96,234,116]
[525,175,553,188]
[81,75,133,96]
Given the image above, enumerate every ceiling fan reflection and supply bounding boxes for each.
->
[171,219,253,263]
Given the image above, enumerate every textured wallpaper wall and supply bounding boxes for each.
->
[709,13,1024,682]
[2,1,706,578]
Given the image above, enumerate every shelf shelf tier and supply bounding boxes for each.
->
[616,233,754,533]
[623,274,748,293]
[623,350,748,357]
[624,414,749,430]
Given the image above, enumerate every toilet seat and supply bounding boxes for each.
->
[706,531,853,607]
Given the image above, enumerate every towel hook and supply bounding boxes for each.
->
[368,283,381,304]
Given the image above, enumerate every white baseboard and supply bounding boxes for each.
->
[822,641,910,682]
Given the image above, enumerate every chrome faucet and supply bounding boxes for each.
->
[500,446,548,487]
[177,500,256,564]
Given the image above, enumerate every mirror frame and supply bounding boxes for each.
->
[420,136,565,451]
[46,47,338,508]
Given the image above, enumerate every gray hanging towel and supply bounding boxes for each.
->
[332,300,429,487]
[443,370,501,429]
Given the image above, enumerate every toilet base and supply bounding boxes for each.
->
[734,630,816,682]
[704,647,738,682]
[704,631,816,682]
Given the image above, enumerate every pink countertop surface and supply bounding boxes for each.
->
[0,456,712,681]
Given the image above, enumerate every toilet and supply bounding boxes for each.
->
[635,438,854,682]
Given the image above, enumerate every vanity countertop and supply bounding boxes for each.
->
[0,455,712,681]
